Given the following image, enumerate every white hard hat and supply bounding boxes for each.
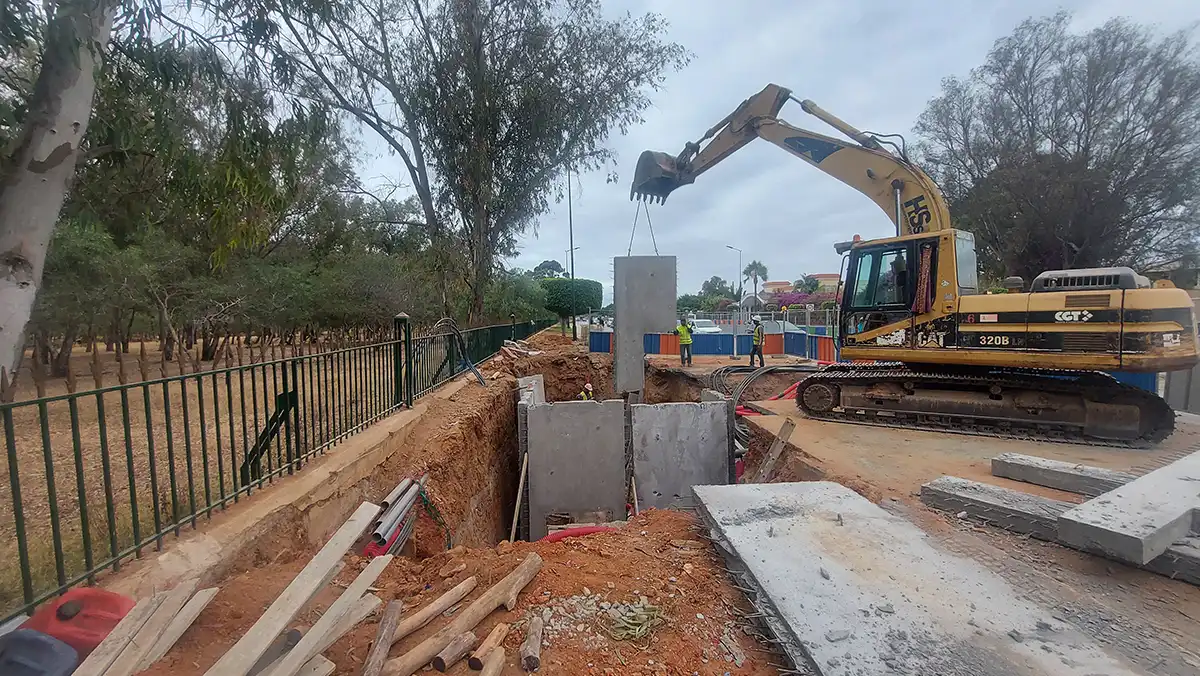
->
[584,383,593,391]
[752,315,762,322]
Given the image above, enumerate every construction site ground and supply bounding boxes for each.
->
[742,400,1200,673]
[121,334,1200,674]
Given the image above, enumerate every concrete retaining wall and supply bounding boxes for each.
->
[632,402,731,510]
[526,400,627,540]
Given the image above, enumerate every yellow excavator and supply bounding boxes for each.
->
[630,84,1199,444]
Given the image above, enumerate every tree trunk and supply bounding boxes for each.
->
[35,331,51,365]
[122,308,134,352]
[0,0,118,381]
[201,326,217,361]
[51,327,77,377]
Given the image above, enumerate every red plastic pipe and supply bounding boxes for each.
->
[540,526,616,542]
[769,382,800,400]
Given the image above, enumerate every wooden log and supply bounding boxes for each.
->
[381,553,543,676]
[390,576,478,645]
[74,593,165,676]
[204,501,379,676]
[519,615,543,671]
[361,600,405,676]
[468,623,510,670]
[747,418,795,484]
[140,587,220,668]
[431,631,477,672]
[107,579,200,676]
[267,556,393,676]
[479,647,505,676]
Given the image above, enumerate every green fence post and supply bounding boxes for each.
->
[394,314,408,408]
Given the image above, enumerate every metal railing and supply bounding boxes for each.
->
[0,316,553,621]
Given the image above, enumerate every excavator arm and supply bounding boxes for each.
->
[630,84,952,236]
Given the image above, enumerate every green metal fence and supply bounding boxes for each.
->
[0,316,552,622]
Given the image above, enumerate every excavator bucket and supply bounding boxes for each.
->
[629,150,692,203]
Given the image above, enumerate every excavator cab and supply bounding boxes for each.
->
[630,150,694,203]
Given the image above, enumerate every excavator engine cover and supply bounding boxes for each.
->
[630,151,690,203]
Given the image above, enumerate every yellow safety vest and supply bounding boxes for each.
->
[579,389,594,400]
[676,324,693,345]
[753,324,764,346]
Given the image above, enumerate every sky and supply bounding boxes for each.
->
[358,0,1200,305]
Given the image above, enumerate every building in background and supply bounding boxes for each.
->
[811,273,841,293]
[762,280,794,295]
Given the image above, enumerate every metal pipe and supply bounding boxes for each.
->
[373,484,419,544]
[380,478,414,511]
[372,474,428,543]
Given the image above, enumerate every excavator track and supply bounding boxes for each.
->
[795,363,1175,448]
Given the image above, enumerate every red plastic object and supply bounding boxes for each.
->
[23,588,135,659]
[735,458,745,481]
[734,406,761,416]
[769,382,800,401]
[540,526,616,542]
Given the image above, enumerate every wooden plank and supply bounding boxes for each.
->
[139,587,220,668]
[747,418,795,483]
[267,556,393,676]
[296,655,335,676]
[107,579,200,676]
[73,592,165,676]
[362,600,405,676]
[204,501,379,676]
[991,452,1135,497]
[259,595,381,676]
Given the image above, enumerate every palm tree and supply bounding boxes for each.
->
[743,260,768,307]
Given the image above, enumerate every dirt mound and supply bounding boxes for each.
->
[506,349,615,402]
[527,330,575,349]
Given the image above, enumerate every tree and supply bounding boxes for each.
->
[540,278,602,322]
[532,260,566,278]
[699,276,734,299]
[915,12,1200,281]
[0,0,121,380]
[676,293,704,313]
[235,0,689,323]
[742,261,768,301]
[794,275,819,294]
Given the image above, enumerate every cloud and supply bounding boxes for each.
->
[358,1,1200,303]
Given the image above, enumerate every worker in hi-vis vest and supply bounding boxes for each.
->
[749,315,765,368]
[675,318,694,366]
[578,382,594,400]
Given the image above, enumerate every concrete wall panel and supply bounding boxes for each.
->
[614,256,677,392]
[527,400,626,540]
[517,375,545,404]
[632,401,730,510]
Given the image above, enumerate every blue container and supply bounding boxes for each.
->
[1107,371,1157,393]
[735,334,753,355]
[692,333,731,355]
[0,629,79,676]
[588,331,610,353]
[643,333,661,354]
[783,331,808,357]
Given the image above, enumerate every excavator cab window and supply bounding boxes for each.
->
[842,243,915,336]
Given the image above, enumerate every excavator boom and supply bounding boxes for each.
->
[630,84,952,236]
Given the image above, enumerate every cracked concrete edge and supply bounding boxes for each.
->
[102,377,476,599]
[691,486,815,675]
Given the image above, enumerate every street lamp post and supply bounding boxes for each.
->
[564,245,579,338]
[567,167,577,341]
[726,245,742,359]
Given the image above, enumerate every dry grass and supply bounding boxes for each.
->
[0,336,433,617]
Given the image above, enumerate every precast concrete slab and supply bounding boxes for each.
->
[526,400,627,540]
[693,482,1141,676]
[614,256,676,393]
[1058,449,1200,565]
[516,375,545,404]
[700,389,727,402]
[991,453,1134,497]
[631,402,731,510]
